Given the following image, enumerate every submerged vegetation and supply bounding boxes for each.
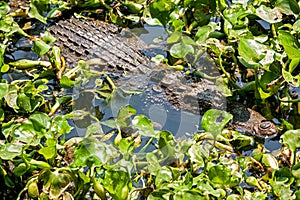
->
[0,0,300,199]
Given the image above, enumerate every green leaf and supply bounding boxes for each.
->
[201,109,233,137]
[238,38,267,67]
[118,138,135,155]
[27,179,39,198]
[292,162,300,183]
[9,59,51,69]
[5,85,19,110]
[52,115,72,136]
[28,0,48,24]
[15,121,42,145]
[188,144,205,167]
[0,143,23,160]
[208,165,240,187]
[0,109,4,121]
[197,181,226,198]
[0,83,9,99]
[41,31,56,43]
[49,46,61,70]
[281,129,300,152]
[72,137,117,167]
[39,146,56,160]
[172,19,185,31]
[132,115,156,137]
[29,112,51,131]
[276,0,300,15]
[246,176,262,190]
[13,163,28,176]
[40,170,72,198]
[155,166,173,187]
[0,44,6,68]
[293,19,300,32]
[158,131,175,157]
[149,0,175,26]
[261,154,278,170]
[256,5,282,23]
[60,76,75,88]
[0,2,10,17]
[173,190,205,199]
[32,38,51,56]
[282,68,295,85]
[278,30,296,48]
[101,119,118,129]
[270,168,295,199]
[170,42,194,58]
[166,31,181,43]
[29,159,51,169]
[17,93,32,112]
[103,170,131,200]
[117,105,136,127]
[195,23,216,44]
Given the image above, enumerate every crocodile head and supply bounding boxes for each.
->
[229,103,278,137]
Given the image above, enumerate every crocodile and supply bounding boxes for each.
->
[48,17,278,137]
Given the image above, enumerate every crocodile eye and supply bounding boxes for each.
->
[259,121,272,130]
[253,120,278,137]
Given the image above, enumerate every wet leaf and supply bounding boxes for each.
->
[256,5,282,23]
[0,2,9,17]
[32,38,51,56]
[60,76,75,88]
[149,0,175,26]
[167,31,181,43]
[29,0,48,24]
[281,129,300,152]
[29,112,51,131]
[117,105,136,127]
[158,131,175,157]
[188,143,205,167]
[0,143,23,160]
[9,59,51,69]
[201,109,233,138]
[246,176,262,190]
[13,163,28,176]
[103,170,131,200]
[5,85,19,110]
[238,38,267,67]
[208,165,240,187]
[27,179,39,198]
[170,42,194,58]
[0,82,9,99]
[261,154,278,170]
[17,93,32,112]
[132,115,156,137]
